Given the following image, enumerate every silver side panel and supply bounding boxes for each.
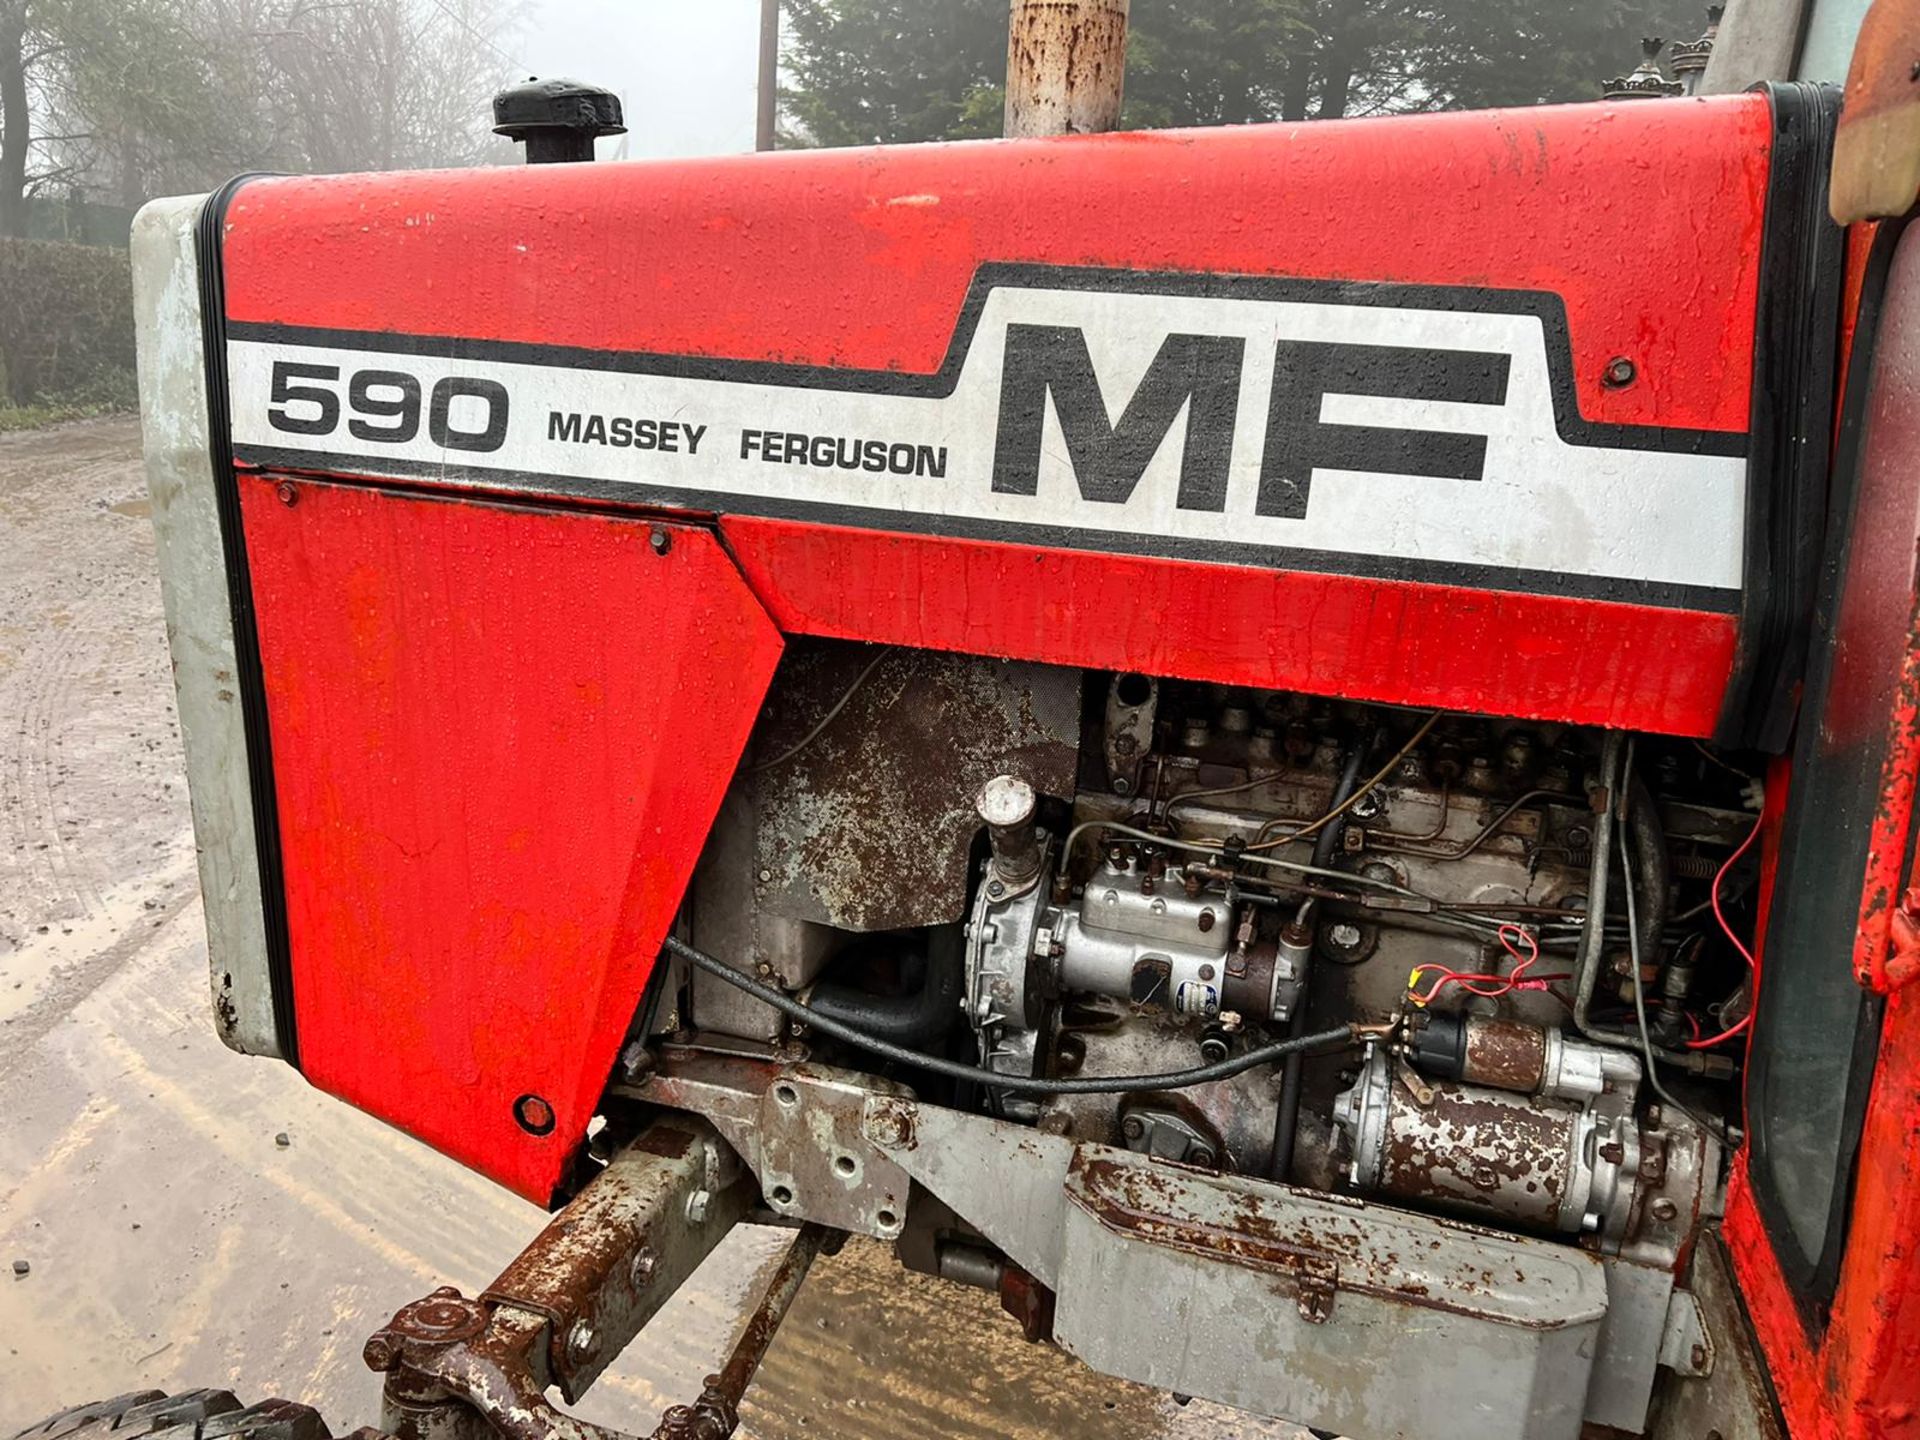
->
[858,1095,1608,1440]
[131,193,281,1059]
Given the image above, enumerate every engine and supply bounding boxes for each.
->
[673,645,1752,1291]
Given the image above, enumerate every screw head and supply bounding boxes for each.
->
[513,1093,556,1136]
[1121,1115,1145,1141]
[1651,1197,1679,1221]
[1604,356,1637,388]
[649,528,671,555]
[568,1321,595,1361]
[275,481,298,506]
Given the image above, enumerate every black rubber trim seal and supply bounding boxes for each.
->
[1744,211,1910,1334]
[195,174,300,1068]
[1716,82,1847,752]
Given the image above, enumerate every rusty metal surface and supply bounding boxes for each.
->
[364,1133,822,1440]
[1460,1017,1550,1094]
[751,645,1079,933]
[1376,1079,1577,1233]
[1004,0,1130,137]
[625,1052,913,1240]
[479,1120,750,1403]
[1831,0,1920,221]
[653,1226,829,1440]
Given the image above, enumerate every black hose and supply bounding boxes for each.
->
[1624,772,1669,976]
[806,927,963,1048]
[664,937,1353,1095]
[1270,734,1371,1182]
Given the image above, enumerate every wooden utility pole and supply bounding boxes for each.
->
[1003,0,1129,138]
[756,0,780,151]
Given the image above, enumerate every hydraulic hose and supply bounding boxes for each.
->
[664,936,1353,1095]
[1622,771,1669,974]
[806,927,964,1048]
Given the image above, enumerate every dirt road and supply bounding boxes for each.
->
[0,419,1297,1439]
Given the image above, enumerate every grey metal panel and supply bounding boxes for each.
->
[1587,1257,1677,1432]
[864,1097,1075,1287]
[753,646,1079,932]
[1701,0,1809,92]
[1052,1149,1606,1440]
[131,193,280,1058]
[1648,1232,1784,1440]
[863,1096,1607,1439]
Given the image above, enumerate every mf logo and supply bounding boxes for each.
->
[990,324,1513,520]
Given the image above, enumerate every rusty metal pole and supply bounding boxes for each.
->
[1003,0,1129,138]
[755,0,780,151]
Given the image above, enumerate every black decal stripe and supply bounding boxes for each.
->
[231,442,1744,614]
[224,265,1750,460]
[196,174,301,1068]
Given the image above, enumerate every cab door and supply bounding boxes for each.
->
[1721,209,1920,1436]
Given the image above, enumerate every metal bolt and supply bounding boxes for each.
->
[1692,1343,1709,1370]
[568,1321,596,1362]
[755,962,774,978]
[275,481,298,506]
[757,868,772,883]
[1650,1197,1679,1221]
[631,1246,658,1286]
[986,879,1005,899]
[1604,356,1637,388]
[363,1333,400,1372]
[685,1189,711,1223]
[649,528,671,555]
[1198,909,1216,933]
[1120,1115,1145,1141]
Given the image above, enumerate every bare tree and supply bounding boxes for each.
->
[0,0,522,237]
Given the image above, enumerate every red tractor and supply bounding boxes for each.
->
[35,0,1920,1435]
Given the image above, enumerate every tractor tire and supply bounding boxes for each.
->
[10,1390,335,1440]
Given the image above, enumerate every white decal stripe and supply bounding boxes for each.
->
[226,288,1746,594]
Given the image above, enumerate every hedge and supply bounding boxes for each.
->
[0,237,135,408]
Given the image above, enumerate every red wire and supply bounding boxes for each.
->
[1687,815,1762,1049]
[1410,925,1567,1006]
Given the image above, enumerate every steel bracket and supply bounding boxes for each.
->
[624,1050,912,1239]
[1659,1286,1716,1378]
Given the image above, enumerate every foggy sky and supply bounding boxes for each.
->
[516,0,763,159]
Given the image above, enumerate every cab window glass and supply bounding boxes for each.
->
[1748,224,1920,1304]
